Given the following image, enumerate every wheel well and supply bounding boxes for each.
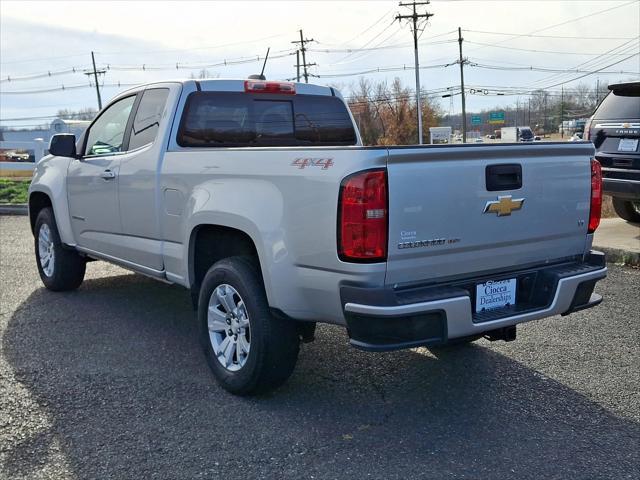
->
[28,192,52,234]
[190,225,261,295]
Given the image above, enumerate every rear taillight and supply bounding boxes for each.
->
[338,169,388,262]
[244,80,295,94]
[588,159,602,233]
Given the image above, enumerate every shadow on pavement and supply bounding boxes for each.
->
[3,273,639,479]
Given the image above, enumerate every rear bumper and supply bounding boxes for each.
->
[603,178,640,200]
[342,252,607,351]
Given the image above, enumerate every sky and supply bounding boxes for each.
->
[1,0,639,128]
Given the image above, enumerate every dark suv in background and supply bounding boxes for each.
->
[585,81,640,223]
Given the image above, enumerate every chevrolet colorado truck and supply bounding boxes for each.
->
[29,79,607,395]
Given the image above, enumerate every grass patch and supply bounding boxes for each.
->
[0,178,30,204]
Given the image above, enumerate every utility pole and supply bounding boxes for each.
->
[528,97,531,126]
[291,30,315,83]
[295,50,301,82]
[544,93,548,136]
[457,27,467,143]
[596,78,600,104]
[84,51,105,110]
[561,86,564,139]
[396,1,434,145]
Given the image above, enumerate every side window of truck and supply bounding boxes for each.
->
[128,88,170,150]
[84,95,136,157]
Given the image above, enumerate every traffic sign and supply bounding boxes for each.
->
[489,111,505,124]
[471,115,482,125]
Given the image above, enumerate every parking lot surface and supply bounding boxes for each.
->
[1,215,639,479]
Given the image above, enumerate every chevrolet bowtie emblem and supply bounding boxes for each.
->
[483,195,525,216]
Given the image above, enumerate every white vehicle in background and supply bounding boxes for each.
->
[501,127,518,142]
[429,126,452,144]
[569,133,583,142]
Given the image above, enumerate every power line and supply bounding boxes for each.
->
[0,114,87,122]
[1,82,137,95]
[467,60,639,75]
[304,56,638,79]
[105,51,295,72]
[463,30,637,41]
[308,37,455,54]
[330,19,400,66]
[541,52,640,89]
[525,38,639,89]
[1,67,90,83]
[464,40,640,56]
[327,24,406,67]
[310,61,455,78]
[338,6,397,47]
[463,1,639,57]
[1,51,297,83]
[3,56,634,94]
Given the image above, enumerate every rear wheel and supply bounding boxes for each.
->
[198,256,300,395]
[34,207,86,291]
[612,198,640,223]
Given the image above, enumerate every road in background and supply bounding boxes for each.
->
[1,216,638,479]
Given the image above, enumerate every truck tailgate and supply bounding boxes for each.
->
[385,143,595,286]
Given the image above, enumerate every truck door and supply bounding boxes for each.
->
[116,87,172,271]
[67,94,137,257]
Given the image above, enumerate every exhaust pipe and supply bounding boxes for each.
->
[484,325,517,342]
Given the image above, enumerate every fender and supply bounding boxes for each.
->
[29,155,76,246]
[180,178,285,306]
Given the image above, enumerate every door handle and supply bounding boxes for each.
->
[100,170,116,180]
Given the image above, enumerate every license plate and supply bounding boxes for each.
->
[618,138,639,152]
[476,278,516,313]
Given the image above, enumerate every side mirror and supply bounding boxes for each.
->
[49,134,77,158]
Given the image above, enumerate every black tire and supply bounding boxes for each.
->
[612,197,640,223]
[198,256,300,395]
[34,207,86,291]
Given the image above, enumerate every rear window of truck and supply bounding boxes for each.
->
[177,92,357,147]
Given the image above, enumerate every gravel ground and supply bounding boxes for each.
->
[1,215,638,480]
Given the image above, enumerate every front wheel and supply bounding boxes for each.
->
[34,207,86,291]
[198,256,300,395]
[612,197,640,223]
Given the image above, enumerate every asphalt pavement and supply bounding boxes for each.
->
[1,215,638,480]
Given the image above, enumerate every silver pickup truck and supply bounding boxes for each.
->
[29,79,607,395]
